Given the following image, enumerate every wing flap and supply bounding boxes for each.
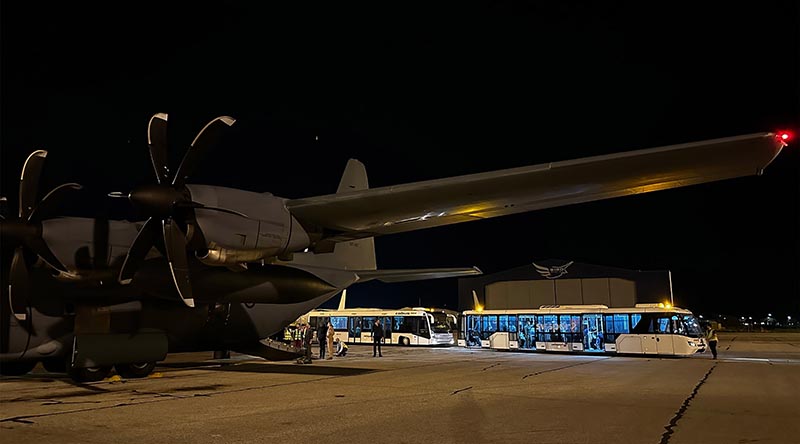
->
[287,132,785,236]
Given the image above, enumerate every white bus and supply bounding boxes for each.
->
[304,307,456,346]
[461,303,706,356]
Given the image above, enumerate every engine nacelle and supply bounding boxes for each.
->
[187,185,310,263]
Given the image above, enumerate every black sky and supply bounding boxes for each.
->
[2,2,798,317]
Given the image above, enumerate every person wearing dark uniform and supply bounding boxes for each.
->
[372,318,384,357]
[318,321,327,360]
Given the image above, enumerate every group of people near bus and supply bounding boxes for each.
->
[295,317,388,363]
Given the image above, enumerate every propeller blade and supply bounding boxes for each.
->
[147,113,170,185]
[19,150,48,219]
[25,236,68,272]
[172,116,235,186]
[8,247,30,321]
[118,217,159,284]
[93,215,110,269]
[27,182,83,223]
[163,219,194,307]
[107,191,128,198]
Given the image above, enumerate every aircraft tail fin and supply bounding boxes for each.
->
[328,160,377,270]
[472,290,483,311]
[284,159,376,270]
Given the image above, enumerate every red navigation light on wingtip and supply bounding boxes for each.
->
[776,131,792,143]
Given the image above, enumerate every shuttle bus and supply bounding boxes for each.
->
[460,303,706,356]
[304,307,456,346]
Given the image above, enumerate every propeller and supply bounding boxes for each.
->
[0,150,82,321]
[116,113,236,307]
[71,211,126,285]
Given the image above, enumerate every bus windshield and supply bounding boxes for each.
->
[680,315,704,338]
[431,313,452,333]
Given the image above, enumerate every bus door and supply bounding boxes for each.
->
[417,316,431,344]
[638,317,658,354]
[382,317,392,343]
[655,316,675,355]
[581,314,604,352]
[348,316,362,343]
[361,317,375,343]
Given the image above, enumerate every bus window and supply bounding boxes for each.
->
[331,316,347,331]
[417,316,431,339]
[481,315,498,340]
[362,317,375,334]
[654,317,671,334]
[499,315,508,332]
[631,314,643,332]
[395,316,417,334]
[508,315,517,333]
[431,313,451,333]
[680,315,703,338]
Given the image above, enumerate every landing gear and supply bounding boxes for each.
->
[115,362,156,379]
[0,360,37,376]
[68,365,112,383]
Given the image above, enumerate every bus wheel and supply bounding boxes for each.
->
[69,365,112,383]
[116,362,156,379]
[400,337,410,346]
[0,360,37,376]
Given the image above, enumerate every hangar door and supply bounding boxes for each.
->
[485,278,637,309]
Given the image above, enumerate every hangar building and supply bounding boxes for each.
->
[458,259,673,311]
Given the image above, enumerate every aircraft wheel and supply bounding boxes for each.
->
[115,362,156,379]
[69,365,112,383]
[42,357,68,373]
[0,360,37,376]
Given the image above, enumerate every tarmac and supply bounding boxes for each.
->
[2,332,799,444]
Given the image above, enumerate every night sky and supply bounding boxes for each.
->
[2,2,798,318]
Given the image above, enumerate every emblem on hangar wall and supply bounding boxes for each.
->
[532,261,574,279]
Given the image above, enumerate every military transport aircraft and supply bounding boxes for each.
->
[0,113,790,382]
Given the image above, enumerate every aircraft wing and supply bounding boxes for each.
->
[287,132,786,238]
[355,266,483,283]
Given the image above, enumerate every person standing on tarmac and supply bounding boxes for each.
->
[372,318,384,357]
[706,325,719,359]
[297,322,313,364]
[318,320,327,360]
[326,320,335,360]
